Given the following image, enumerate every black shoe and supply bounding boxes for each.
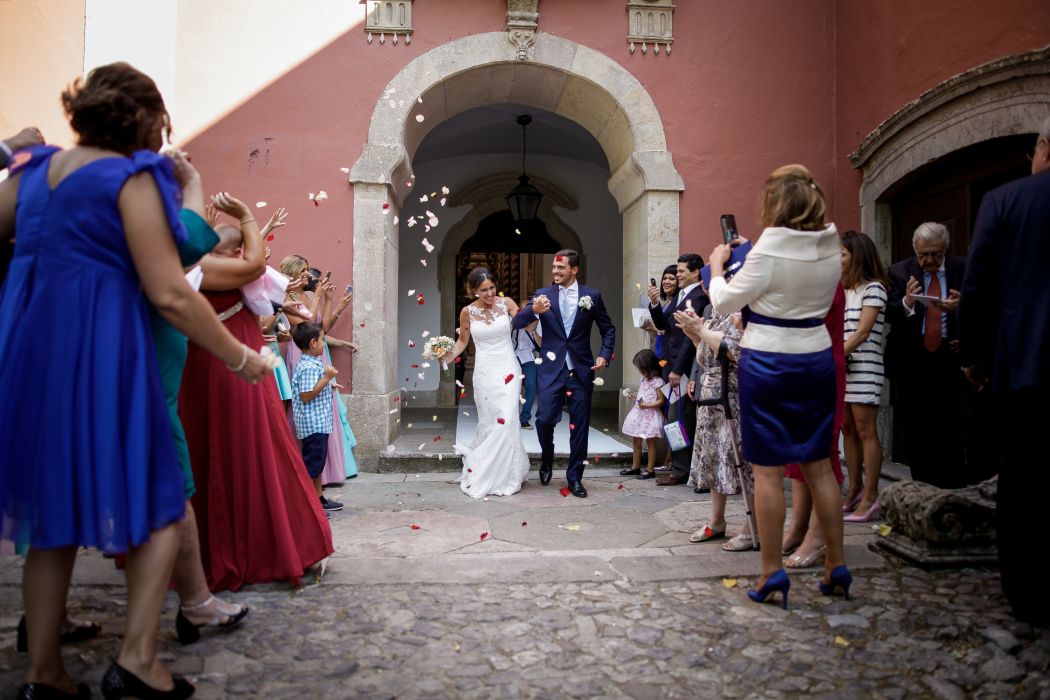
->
[539,463,552,485]
[637,471,656,480]
[16,683,91,699]
[568,481,588,498]
[100,661,194,700]
[320,496,343,512]
[17,615,101,654]
[175,598,250,645]
[619,468,641,476]
[694,487,711,494]
[520,422,534,430]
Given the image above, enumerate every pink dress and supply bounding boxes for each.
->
[622,376,666,439]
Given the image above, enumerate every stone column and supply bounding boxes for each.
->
[346,181,402,465]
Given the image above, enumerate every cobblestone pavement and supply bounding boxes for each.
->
[1,472,1047,699]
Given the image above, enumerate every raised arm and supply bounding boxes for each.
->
[198,192,266,290]
[120,174,268,382]
[512,294,540,330]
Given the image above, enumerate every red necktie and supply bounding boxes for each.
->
[924,272,942,353]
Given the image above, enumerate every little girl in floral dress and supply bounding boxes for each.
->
[621,349,666,479]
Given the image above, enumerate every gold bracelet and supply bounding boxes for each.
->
[239,218,256,226]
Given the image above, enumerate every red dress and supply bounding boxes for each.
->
[180,290,333,590]
[786,283,846,483]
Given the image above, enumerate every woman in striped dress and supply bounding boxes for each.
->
[840,231,889,523]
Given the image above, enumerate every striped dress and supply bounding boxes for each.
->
[844,281,887,404]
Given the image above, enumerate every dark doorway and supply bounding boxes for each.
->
[882,134,1030,480]
[885,133,1034,261]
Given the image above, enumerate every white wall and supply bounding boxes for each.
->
[396,153,623,397]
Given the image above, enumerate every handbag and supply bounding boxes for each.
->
[662,387,692,450]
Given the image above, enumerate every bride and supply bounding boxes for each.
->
[446,267,531,498]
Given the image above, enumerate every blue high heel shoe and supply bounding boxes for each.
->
[747,568,790,609]
[818,565,853,600]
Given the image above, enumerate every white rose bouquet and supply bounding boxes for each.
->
[422,335,455,377]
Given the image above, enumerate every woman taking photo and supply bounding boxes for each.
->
[840,230,889,523]
[0,62,269,699]
[707,164,851,609]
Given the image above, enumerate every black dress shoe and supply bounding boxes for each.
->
[100,661,194,700]
[539,462,552,485]
[17,615,101,654]
[17,683,91,700]
[619,468,641,476]
[694,487,711,494]
[568,481,588,498]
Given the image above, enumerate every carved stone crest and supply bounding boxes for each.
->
[507,0,540,62]
[366,0,413,46]
[627,0,674,56]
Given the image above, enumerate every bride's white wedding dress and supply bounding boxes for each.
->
[455,299,531,498]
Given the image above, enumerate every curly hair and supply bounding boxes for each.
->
[61,62,170,156]
[759,164,827,232]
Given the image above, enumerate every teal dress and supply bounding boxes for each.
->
[150,209,219,499]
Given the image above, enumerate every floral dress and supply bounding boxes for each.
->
[622,376,666,438]
[689,313,754,495]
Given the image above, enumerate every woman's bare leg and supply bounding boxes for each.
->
[753,465,787,585]
[800,458,845,579]
[841,407,863,507]
[852,403,883,512]
[23,547,78,692]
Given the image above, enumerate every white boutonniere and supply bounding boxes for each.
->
[578,296,593,310]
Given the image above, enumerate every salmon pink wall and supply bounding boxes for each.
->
[832,0,1050,230]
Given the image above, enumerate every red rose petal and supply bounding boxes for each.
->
[618,483,625,490]
[360,323,366,327]
[265,233,275,241]
[480,532,489,541]
[434,435,442,441]
[383,202,390,209]
[594,456,600,463]
[410,524,421,530]
[455,357,462,364]
[521,521,527,527]
[560,487,571,497]
[504,374,514,384]
[569,423,576,430]
[497,418,506,425]
[410,364,419,368]
[467,468,472,473]
[565,391,573,397]
[555,255,564,262]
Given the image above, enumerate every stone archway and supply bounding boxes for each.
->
[850,45,1050,259]
[349,31,684,459]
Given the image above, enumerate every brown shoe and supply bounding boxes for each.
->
[656,475,686,486]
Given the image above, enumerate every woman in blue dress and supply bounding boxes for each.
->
[0,63,270,699]
[707,164,852,609]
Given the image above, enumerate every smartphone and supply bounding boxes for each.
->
[345,284,353,295]
[719,214,739,244]
[323,271,332,283]
[649,277,657,288]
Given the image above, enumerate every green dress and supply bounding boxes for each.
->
[150,209,219,498]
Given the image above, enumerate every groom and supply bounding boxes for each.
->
[512,250,616,497]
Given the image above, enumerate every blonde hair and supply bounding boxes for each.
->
[280,254,309,278]
[759,164,826,231]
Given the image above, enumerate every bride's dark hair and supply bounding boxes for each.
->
[466,267,496,295]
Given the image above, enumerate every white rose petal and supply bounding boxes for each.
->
[417,373,425,381]
[441,186,450,195]
[393,216,399,225]
[420,259,428,266]
[546,351,557,361]
[534,358,543,365]
[415,114,425,123]
[440,197,447,206]
[593,377,605,386]
[408,289,416,296]
[339,167,350,174]
[422,330,430,337]
[420,195,429,202]
[255,201,267,208]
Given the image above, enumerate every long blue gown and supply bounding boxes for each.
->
[0,146,187,554]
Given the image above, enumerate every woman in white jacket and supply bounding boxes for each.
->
[707,164,851,609]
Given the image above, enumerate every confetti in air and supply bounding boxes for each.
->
[339,167,350,174]
[415,114,425,123]
[593,377,605,386]
[441,186,450,195]
[420,259,428,267]
[546,351,557,361]
[255,201,267,208]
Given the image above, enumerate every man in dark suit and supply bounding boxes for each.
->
[644,253,709,486]
[886,222,967,488]
[959,122,1050,626]
[511,249,616,498]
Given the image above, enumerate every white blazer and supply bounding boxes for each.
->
[709,224,841,355]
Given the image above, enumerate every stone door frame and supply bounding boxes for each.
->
[349,31,684,460]
[850,46,1050,261]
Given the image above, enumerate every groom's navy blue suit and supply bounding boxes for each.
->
[512,283,616,484]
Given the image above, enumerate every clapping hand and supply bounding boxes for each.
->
[210,192,252,221]
[673,308,703,344]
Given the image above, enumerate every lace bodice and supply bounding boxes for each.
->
[468,300,515,356]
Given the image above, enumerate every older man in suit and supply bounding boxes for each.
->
[642,253,709,486]
[960,120,1050,626]
[886,222,968,488]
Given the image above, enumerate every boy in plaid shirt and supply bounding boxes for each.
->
[291,322,343,512]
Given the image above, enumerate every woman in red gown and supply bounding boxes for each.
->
[179,195,333,591]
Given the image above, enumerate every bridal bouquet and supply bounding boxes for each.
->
[422,335,455,377]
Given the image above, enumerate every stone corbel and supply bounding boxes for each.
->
[626,1,674,56]
[365,0,414,46]
[507,0,540,62]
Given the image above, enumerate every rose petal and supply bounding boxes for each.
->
[565,391,573,397]
[546,351,557,361]
[434,435,441,441]
[618,483,625,490]
[559,487,571,497]
[569,423,576,430]
[480,532,488,541]
[255,201,267,208]
[497,418,505,424]
[340,167,350,174]
[521,521,527,526]
[593,377,605,386]
[658,360,668,367]
[393,216,399,225]
[415,114,425,123]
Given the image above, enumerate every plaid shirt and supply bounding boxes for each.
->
[291,354,333,439]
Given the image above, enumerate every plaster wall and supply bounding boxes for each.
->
[832,0,1050,230]
[396,153,622,397]
[0,0,86,147]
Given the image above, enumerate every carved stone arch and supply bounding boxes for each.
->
[850,46,1050,258]
[347,31,683,457]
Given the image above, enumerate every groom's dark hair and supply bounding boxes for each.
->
[678,253,704,272]
[554,249,580,268]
